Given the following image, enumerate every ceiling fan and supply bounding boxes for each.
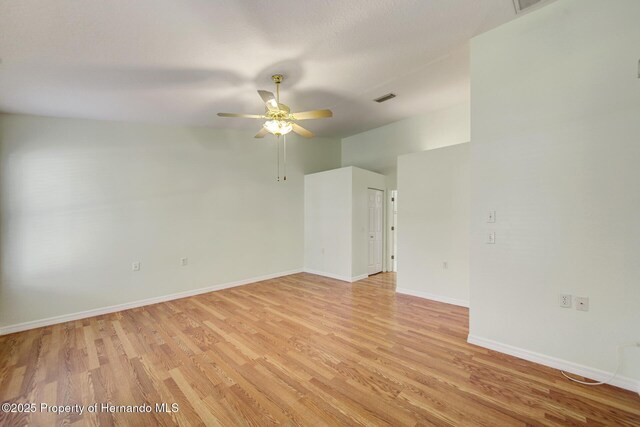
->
[217,74,333,181]
[217,74,332,139]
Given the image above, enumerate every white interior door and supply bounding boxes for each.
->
[368,189,384,275]
[391,190,398,272]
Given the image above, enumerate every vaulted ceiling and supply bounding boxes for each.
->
[0,0,550,138]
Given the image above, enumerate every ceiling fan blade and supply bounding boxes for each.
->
[255,127,269,138]
[217,112,264,119]
[257,90,279,111]
[291,109,333,120]
[292,123,314,138]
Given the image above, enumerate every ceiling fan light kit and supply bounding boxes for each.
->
[263,119,293,136]
[217,74,333,181]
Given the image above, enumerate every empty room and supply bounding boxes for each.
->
[1,0,639,425]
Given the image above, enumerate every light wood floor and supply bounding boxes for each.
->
[0,273,638,426]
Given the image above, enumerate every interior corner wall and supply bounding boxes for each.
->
[0,113,342,330]
[351,167,386,279]
[304,166,386,282]
[341,103,470,189]
[469,0,640,385]
[303,167,353,281]
[397,143,469,307]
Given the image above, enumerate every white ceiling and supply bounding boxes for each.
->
[0,0,540,138]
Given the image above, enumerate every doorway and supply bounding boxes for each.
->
[367,188,384,275]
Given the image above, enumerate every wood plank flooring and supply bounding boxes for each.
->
[0,272,638,426]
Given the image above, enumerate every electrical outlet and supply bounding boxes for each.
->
[487,232,496,244]
[559,294,572,308]
[181,257,188,266]
[132,261,141,272]
[576,297,589,311]
[487,210,496,223]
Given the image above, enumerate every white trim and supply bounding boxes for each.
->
[303,270,371,283]
[467,335,640,394]
[396,287,470,308]
[0,269,302,336]
[303,269,355,283]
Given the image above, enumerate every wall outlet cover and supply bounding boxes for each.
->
[559,294,572,308]
[576,297,589,311]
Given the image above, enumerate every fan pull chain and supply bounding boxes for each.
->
[283,134,287,181]
[276,135,280,182]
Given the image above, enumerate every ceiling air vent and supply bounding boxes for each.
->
[513,0,545,13]
[374,93,396,103]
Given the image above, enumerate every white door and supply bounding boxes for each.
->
[368,189,384,275]
[391,190,398,272]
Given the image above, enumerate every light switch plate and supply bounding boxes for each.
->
[487,232,496,244]
[487,210,496,223]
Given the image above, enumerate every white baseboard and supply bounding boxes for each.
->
[396,287,470,308]
[351,274,368,282]
[467,335,640,394]
[0,268,303,336]
[303,270,373,283]
[303,269,351,283]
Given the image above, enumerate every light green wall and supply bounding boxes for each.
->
[470,0,640,383]
[341,103,470,188]
[0,113,341,328]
